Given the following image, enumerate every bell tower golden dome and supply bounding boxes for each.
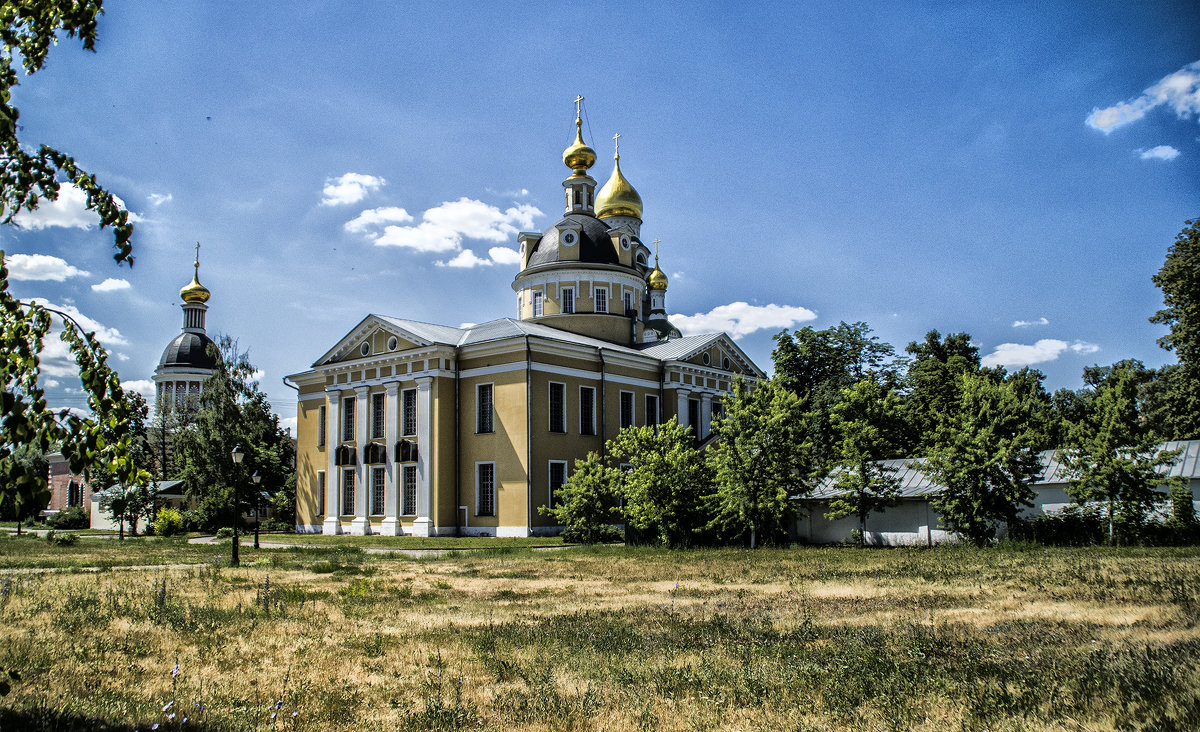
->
[595,133,643,220]
[179,242,211,304]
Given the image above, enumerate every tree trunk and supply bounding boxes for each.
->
[15,520,21,536]
[1108,498,1115,546]
[119,518,125,540]
[749,524,756,549]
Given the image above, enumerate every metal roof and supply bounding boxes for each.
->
[807,440,1200,501]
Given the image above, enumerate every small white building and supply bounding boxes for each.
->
[796,440,1200,545]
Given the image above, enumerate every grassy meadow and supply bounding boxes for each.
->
[1,537,1198,731]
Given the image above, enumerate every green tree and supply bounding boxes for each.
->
[708,378,813,548]
[922,370,1046,546]
[94,481,153,539]
[902,330,980,452]
[0,443,46,533]
[1058,362,1183,542]
[608,418,711,548]
[1149,217,1200,438]
[824,379,903,542]
[538,452,622,543]
[1,2,142,521]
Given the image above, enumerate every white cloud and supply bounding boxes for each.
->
[1087,60,1200,133]
[459,322,477,329]
[279,416,297,435]
[320,173,386,206]
[674,302,818,340]
[11,184,96,230]
[21,300,128,379]
[5,253,90,281]
[350,197,543,256]
[116,352,130,361]
[344,206,413,233]
[120,379,156,399]
[250,370,265,383]
[981,339,1100,368]
[435,246,522,268]
[91,277,132,292]
[1139,145,1181,161]
[487,246,522,265]
[1012,317,1049,328]
[44,379,59,388]
[148,193,173,206]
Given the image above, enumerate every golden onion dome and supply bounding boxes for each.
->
[595,150,642,219]
[647,261,668,291]
[180,259,210,304]
[562,115,596,173]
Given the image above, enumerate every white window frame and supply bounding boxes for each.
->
[476,382,494,434]
[561,286,574,314]
[623,290,633,315]
[402,388,417,436]
[370,466,386,516]
[646,394,659,426]
[342,396,356,442]
[593,286,608,314]
[579,385,596,436]
[341,468,355,516]
[532,289,544,317]
[620,390,635,429]
[401,464,417,516]
[476,462,496,517]
[317,470,326,516]
[549,460,568,507]
[549,381,566,433]
[370,392,386,440]
[317,405,327,447]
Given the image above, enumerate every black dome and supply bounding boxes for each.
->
[526,214,619,267]
[159,332,218,370]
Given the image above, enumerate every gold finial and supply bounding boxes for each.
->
[563,95,596,173]
[613,132,621,160]
[647,239,668,291]
[180,242,211,304]
[653,238,660,258]
[194,242,201,273]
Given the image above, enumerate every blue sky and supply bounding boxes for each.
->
[4,1,1198,432]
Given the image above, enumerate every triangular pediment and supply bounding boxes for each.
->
[312,315,432,367]
[651,333,765,379]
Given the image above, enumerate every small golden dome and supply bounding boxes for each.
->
[647,261,668,291]
[180,273,210,304]
[595,149,642,219]
[562,115,596,173]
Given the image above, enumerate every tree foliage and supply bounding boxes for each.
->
[825,378,903,538]
[538,452,622,544]
[903,330,980,452]
[1149,217,1200,439]
[708,378,813,547]
[923,370,1047,546]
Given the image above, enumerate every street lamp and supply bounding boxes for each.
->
[252,471,262,549]
[231,444,245,566]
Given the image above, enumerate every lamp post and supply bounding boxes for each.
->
[252,471,262,549]
[231,444,245,566]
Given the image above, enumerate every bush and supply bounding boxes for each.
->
[214,527,234,539]
[561,524,622,545]
[1022,505,1105,546]
[45,507,89,530]
[44,530,77,546]
[153,508,184,537]
[260,518,294,532]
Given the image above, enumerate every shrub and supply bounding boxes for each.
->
[154,508,184,537]
[1023,505,1105,546]
[214,527,234,539]
[45,507,88,530]
[44,530,77,546]
[561,524,622,544]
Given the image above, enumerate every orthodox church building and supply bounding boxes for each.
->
[153,245,218,411]
[285,106,765,536]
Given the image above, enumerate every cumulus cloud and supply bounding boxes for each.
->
[22,300,128,378]
[435,246,522,268]
[279,416,297,434]
[1012,317,1049,328]
[487,246,522,265]
[44,379,60,388]
[147,193,173,206]
[120,379,156,399]
[250,370,265,383]
[321,173,386,206]
[11,184,96,230]
[1139,145,1181,161]
[91,277,132,293]
[349,197,543,256]
[5,253,90,281]
[674,302,818,340]
[1087,60,1200,133]
[981,339,1100,368]
[344,206,413,233]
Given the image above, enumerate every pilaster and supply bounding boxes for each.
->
[411,376,434,537]
[322,391,342,534]
[349,385,370,536]
[700,393,713,440]
[380,382,401,535]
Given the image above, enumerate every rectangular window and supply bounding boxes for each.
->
[580,386,596,436]
[317,405,327,447]
[370,466,386,516]
[688,398,700,438]
[317,470,326,515]
[646,394,659,426]
[532,290,544,317]
[594,287,608,313]
[402,388,417,436]
[341,468,355,516]
[477,383,494,433]
[549,460,567,507]
[402,465,417,516]
[623,291,633,315]
[549,382,566,433]
[342,396,356,442]
[477,463,496,516]
[620,391,634,429]
[371,392,386,440]
[561,287,574,314]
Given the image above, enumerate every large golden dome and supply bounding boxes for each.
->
[562,115,596,174]
[595,150,642,219]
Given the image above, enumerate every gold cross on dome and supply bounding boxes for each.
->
[652,238,661,258]
[193,242,201,271]
[613,132,621,157]
[574,95,584,117]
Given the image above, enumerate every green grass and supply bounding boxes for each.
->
[260,533,567,549]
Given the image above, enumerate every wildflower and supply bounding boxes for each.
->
[168,713,176,721]
[271,712,277,720]
[152,725,159,731]
[162,701,174,712]
[292,711,299,718]
[171,663,180,679]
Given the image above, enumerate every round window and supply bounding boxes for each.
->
[360,342,370,357]
[620,236,630,250]
[388,336,399,352]
[702,353,711,365]
[723,357,731,370]
[563,231,576,245]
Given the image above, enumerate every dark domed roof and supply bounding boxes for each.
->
[526,214,619,268]
[159,332,218,370]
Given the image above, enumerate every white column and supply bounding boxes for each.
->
[322,391,341,535]
[349,386,370,535]
[380,382,401,535]
[676,388,691,431]
[700,393,713,440]
[411,376,434,537]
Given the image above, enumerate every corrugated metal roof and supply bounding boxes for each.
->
[808,440,1200,500]
[637,333,723,361]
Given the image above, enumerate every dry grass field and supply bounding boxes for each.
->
[1,536,1198,731]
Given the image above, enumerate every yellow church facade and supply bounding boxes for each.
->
[285,106,764,536]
